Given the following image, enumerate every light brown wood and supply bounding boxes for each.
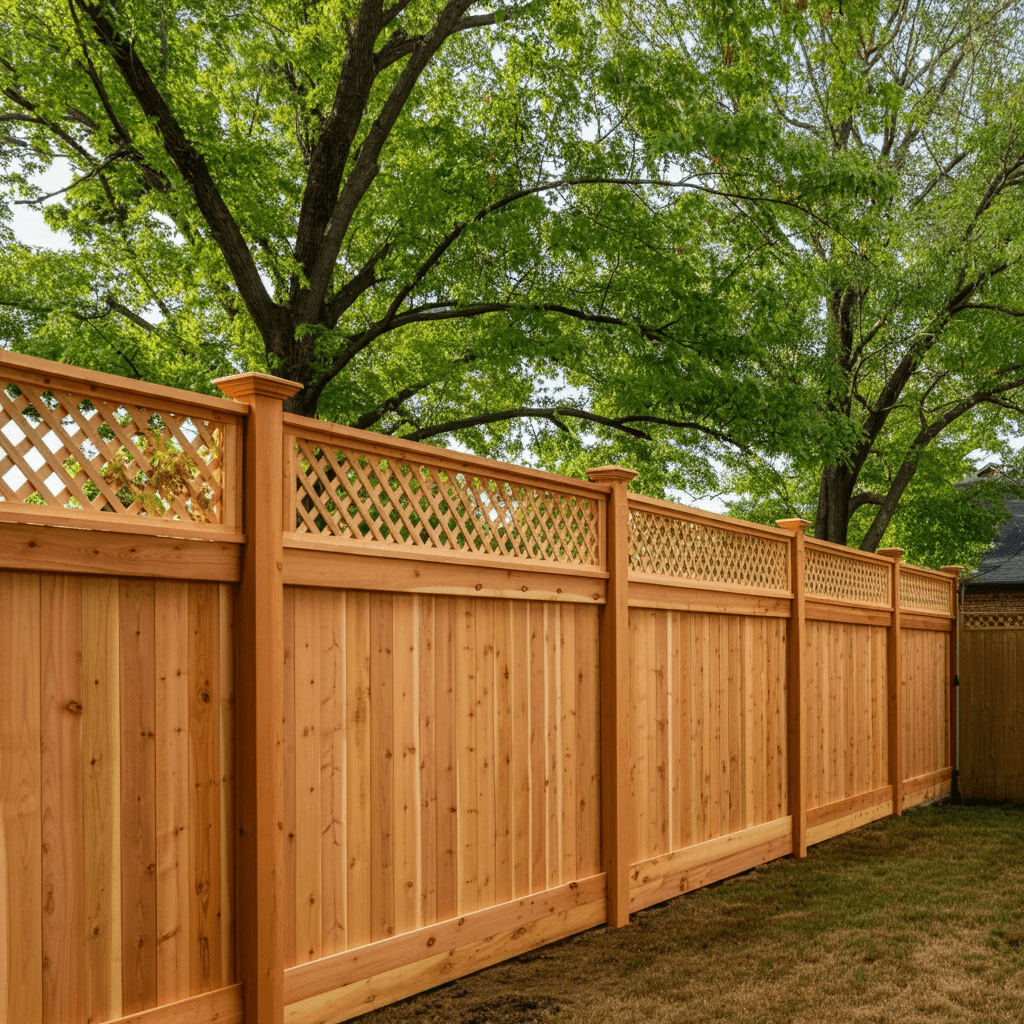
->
[901,767,954,810]
[1,349,245,418]
[0,572,43,1024]
[588,465,638,926]
[628,579,790,617]
[806,797,892,845]
[805,600,891,627]
[629,818,793,912]
[120,578,158,1013]
[101,983,243,1024]
[805,786,893,828]
[879,548,905,817]
[283,877,606,1023]
[0,520,243,580]
[39,575,85,1024]
[216,372,302,1024]
[777,520,809,858]
[282,541,606,602]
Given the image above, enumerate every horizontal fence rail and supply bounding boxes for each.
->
[0,353,961,1024]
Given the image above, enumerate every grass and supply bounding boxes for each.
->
[363,802,1024,1024]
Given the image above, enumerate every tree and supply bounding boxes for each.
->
[633,0,1024,549]
[0,0,761,463]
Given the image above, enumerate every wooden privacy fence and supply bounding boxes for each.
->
[0,352,960,1024]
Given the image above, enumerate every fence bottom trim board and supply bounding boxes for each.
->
[806,786,893,830]
[806,799,893,846]
[96,985,243,1024]
[628,817,794,913]
[901,767,954,810]
[283,880,607,1024]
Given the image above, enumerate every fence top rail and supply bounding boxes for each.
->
[1,350,246,421]
[626,492,794,542]
[2,351,243,529]
[803,535,894,566]
[282,412,609,499]
[900,563,957,582]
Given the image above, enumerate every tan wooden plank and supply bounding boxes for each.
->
[742,617,755,831]
[805,786,893,828]
[283,879,606,1024]
[710,615,725,841]
[154,580,191,1004]
[456,596,479,914]
[293,587,323,963]
[476,598,497,908]
[627,581,790,617]
[0,521,242,580]
[320,588,347,955]
[120,578,159,1014]
[806,797,893,845]
[217,584,235,985]
[282,545,606,603]
[654,610,670,857]
[493,600,515,906]
[695,613,711,845]
[82,574,123,1021]
[416,597,437,928]
[545,604,562,890]
[393,593,421,936]
[560,604,578,883]
[628,607,645,864]
[346,591,372,948]
[529,602,547,894]
[282,587,298,967]
[510,601,532,899]
[629,817,794,913]
[805,601,891,627]
[370,592,396,941]
[189,582,224,993]
[432,597,458,923]
[727,616,743,836]
[100,983,243,1024]
[1,571,43,1024]
[576,605,600,876]
[677,612,693,850]
[39,575,85,1024]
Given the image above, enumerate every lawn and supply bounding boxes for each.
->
[363,802,1024,1024]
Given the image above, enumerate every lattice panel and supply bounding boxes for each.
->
[804,547,889,605]
[628,509,790,590]
[292,439,601,565]
[900,570,952,614]
[964,612,1024,630]
[1,380,224,523]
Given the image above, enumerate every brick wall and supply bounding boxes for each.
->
[963,590,1024,629]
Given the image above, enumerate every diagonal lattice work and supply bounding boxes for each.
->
[805,546,889,605]
[291,438,602,565]
[1,379,226,524]
[628,508,790,590]
[900,569,952,614]
[963,612,1024,630]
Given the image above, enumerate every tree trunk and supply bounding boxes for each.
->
[814,463,858,545]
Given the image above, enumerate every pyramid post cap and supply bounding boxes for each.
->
[213,371,304,404]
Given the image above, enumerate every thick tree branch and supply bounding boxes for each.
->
[74,1,284,349]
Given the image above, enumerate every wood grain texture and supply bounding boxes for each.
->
[1,571,43,1024]
[40,575,85,1024]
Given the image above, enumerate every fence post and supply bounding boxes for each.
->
[587,465,637,928]
[878,548,905,816]
[214,372,302,1024]
[776,519,810,858]
[940,566,964,793]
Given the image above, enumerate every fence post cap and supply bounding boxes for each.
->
[877,547,905,561]
[775,518,811,533]
[213,371,304,404]
[940,565,965,576]
[586,466,639,484]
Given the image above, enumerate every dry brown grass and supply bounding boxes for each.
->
[362,803,1024,1024]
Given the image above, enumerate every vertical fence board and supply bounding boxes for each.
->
[494,602,514,905]
[188,582,224,994]
[511,602,531,899]
[82,575,122,1022]
[433,597,458,923]
[370,593,395,942]
[40,575,84,1024]
[393,594,420,937]
[1,572,43,1024]
[154,580,190,1005]
[417,596,437,929]
[120,578,158,1014]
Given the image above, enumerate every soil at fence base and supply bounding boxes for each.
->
[360,802,1024,1024]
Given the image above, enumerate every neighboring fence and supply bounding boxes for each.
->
[0,352,959,1024]
[959,596,1024,802]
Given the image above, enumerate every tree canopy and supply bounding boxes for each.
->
[2,0,1023,567]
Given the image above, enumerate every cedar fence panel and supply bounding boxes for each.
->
[0,353,960,1024]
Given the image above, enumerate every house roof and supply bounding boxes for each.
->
[956,465,1024,587]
